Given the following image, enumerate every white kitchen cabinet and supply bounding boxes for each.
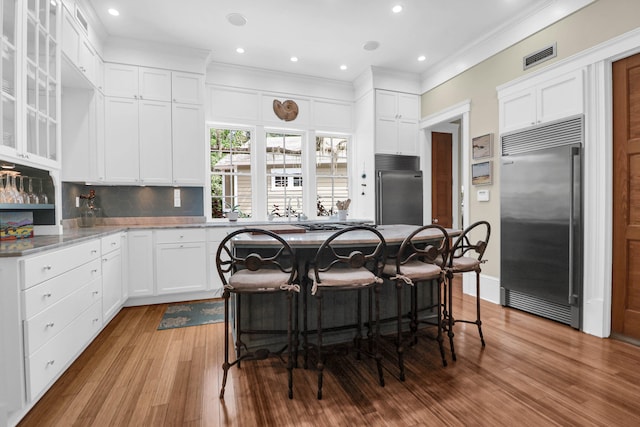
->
[62,4,97,86]
[172,103,204,185]
[61,88,106,182]
[207,227,237,297]
[103,96,172,184]
[375,90,420,155]
[104,63,171,102]
[499,69,584,134]
[101,233,123,322]
[17,237,103,402]
[127,230,155,297]
[0,0,60,169]
[155,229,207,294]
[172,71,203,104]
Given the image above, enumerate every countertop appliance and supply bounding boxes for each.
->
[500,115,583,329]
[375,154,423,225]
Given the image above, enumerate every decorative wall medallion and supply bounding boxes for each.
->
[273,99,299,121]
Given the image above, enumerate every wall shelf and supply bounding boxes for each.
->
[0,203,55,210]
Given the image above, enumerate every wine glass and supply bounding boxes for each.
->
[0,173,7,203]
[17,175,28,204]
[38,178,48,204]
[6,172,19,203]
[28,177,39,204]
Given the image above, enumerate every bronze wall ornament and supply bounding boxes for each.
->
[273,99,299,121]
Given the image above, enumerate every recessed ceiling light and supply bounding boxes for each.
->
[417,55,427,62]
[290,56,298,62]
[363,41,380,51]
[236,47,245,54]
[226,13,247,26]
[392,5,403,14]
[50,0,57,6]
[108,8,119,16]
[340,65,348,70]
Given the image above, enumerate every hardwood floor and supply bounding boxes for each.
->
[18,282,640,427]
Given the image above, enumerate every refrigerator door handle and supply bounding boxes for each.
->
[376,171,382,224]
[567,147,580,304]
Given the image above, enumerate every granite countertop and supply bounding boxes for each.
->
[0,218,375,257]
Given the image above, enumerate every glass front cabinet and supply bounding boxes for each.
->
[1,0,60,169]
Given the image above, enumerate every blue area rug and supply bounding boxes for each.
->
[158,300,224,330]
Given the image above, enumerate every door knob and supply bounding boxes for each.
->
[433,218,439,223]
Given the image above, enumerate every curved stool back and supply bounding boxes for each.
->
[382,224,450,380]
[445,220,491,360]
[216,228,298,399]
[303,225,387,400]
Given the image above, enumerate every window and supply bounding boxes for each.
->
[210,127,252,218]
[266,132,303,218]
[208,127,351,220]
[315,135,349,216]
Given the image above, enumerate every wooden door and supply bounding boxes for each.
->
[431,132,453,228]
[612,53,640,340]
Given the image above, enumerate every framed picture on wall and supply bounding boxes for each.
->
[472,133,493,160]
[472,161,492,186]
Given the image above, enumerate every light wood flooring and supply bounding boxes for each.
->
[17,282,640,426]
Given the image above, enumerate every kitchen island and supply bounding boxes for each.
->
[229,224,460,349]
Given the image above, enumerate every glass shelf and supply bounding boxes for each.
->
[0,203,54,210]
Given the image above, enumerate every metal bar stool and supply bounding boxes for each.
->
[444,220,491,361]
[216,228,299,399]
[303,225,387,400]
[382,224,450,381]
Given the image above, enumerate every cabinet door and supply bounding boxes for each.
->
[139,67,171,102]
[104,97,139,182]
[375,117,399,154]
[375,90,397,119]
[128,231,154,297]
[500,89,536,133]
[78,38,96,84]
[61,7,80,65]
[95,91,105,182]
[138,100,172,184]
[102,249,122,321]
[156,243,207,294]
[172,72,203,104]
[104,63,138,99]
[172,103,204,185]
[61,89,93,181]
[537,69,584,124]
[397,93,419,121]
[397,119,419,155]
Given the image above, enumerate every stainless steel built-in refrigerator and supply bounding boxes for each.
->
[375,169,423,225]
[500,115,583,329]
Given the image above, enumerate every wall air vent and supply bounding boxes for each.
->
[75,5,89,34]
[523,43,557,70]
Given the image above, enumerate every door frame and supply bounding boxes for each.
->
[420,100,469,232]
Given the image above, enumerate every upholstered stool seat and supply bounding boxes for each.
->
[216,228,298,400]
[303,225,387,400]
[444,221,491,361]
[381,225,450,381]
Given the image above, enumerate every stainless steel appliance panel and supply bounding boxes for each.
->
[376,170,423,225]
[500,145,582,307]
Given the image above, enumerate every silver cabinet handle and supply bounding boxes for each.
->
[46,360,55,366]
[43,265,52,270]
[43,293,52,298]
[46,322,55,328]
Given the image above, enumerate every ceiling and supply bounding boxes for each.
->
[86,0,579,83]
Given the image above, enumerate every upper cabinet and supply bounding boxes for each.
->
[0,0,60,170]
[171,72,203,104]
[61,2,102,91]
[375,89,420,156]
[104,64,172,102]
[499,69,584,134]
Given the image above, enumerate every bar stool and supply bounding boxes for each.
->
[444,220,491,361]
[303,225,386,400]
[382,224,450,381]
[216,228,299,399]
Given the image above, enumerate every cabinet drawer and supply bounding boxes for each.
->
[24,276,101,356]
[155,228,205,244]
[206,227,238,242]
[23,258,101,319]
[22,240,101,289]
[25,300,102,401]
[101,232,122,254]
